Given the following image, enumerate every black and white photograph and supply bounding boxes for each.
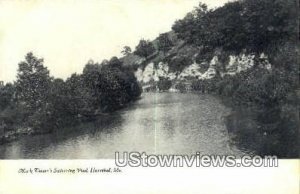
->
[0,0,299,193]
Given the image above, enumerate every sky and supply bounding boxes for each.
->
[0,0,230,83]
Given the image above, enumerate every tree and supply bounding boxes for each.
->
[64,73,87,115]
[108,56,122,69]
[16,52,52,112]
[168,56,192,73]
[134,39,156,58]
[82,58,141,113]
[157,77,172,91]
[121,46,132,56]
[172,0,297,54]
[172,3,208,44]
[1,51,142,132]
[157,33,173,53]
[15,53,58,132]
[0,83,15,110]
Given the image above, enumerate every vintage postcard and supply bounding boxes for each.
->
[0,0,299,193]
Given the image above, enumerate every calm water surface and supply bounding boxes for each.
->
[0,93,246,159]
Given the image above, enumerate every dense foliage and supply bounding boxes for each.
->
[172,0,299,107]
[134,39,156,58]
[0,53,141,134]
[172,0,298,55]
[157,33,174,53]
[157,77,172,91]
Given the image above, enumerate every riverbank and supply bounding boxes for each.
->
[143,88,300,158]
[0,110,120,146]
[0,92,243,159]
[224,87,299,157]
[0,91,298,158]
[0,127,34,145]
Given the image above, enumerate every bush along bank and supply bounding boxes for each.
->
[0,54,142,144]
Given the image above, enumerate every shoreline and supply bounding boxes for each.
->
[1,91,298,158]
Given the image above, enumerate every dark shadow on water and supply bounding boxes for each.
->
[225,105,299,158]
[0,113,124,159]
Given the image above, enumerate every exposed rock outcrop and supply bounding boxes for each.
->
[134,52,271,91]
[121,32,272,92]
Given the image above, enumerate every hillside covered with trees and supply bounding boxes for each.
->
[119,0,299,157]
[122,0,298,107]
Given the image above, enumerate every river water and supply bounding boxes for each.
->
[0,93,248,159]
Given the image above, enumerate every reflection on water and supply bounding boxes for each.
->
[226,105,299,158]
[0,93,245,159]
[1,93,297,159]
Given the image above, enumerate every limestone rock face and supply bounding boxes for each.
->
[135,52,271,87]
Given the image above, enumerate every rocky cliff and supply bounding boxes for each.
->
[121,32,272,92]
